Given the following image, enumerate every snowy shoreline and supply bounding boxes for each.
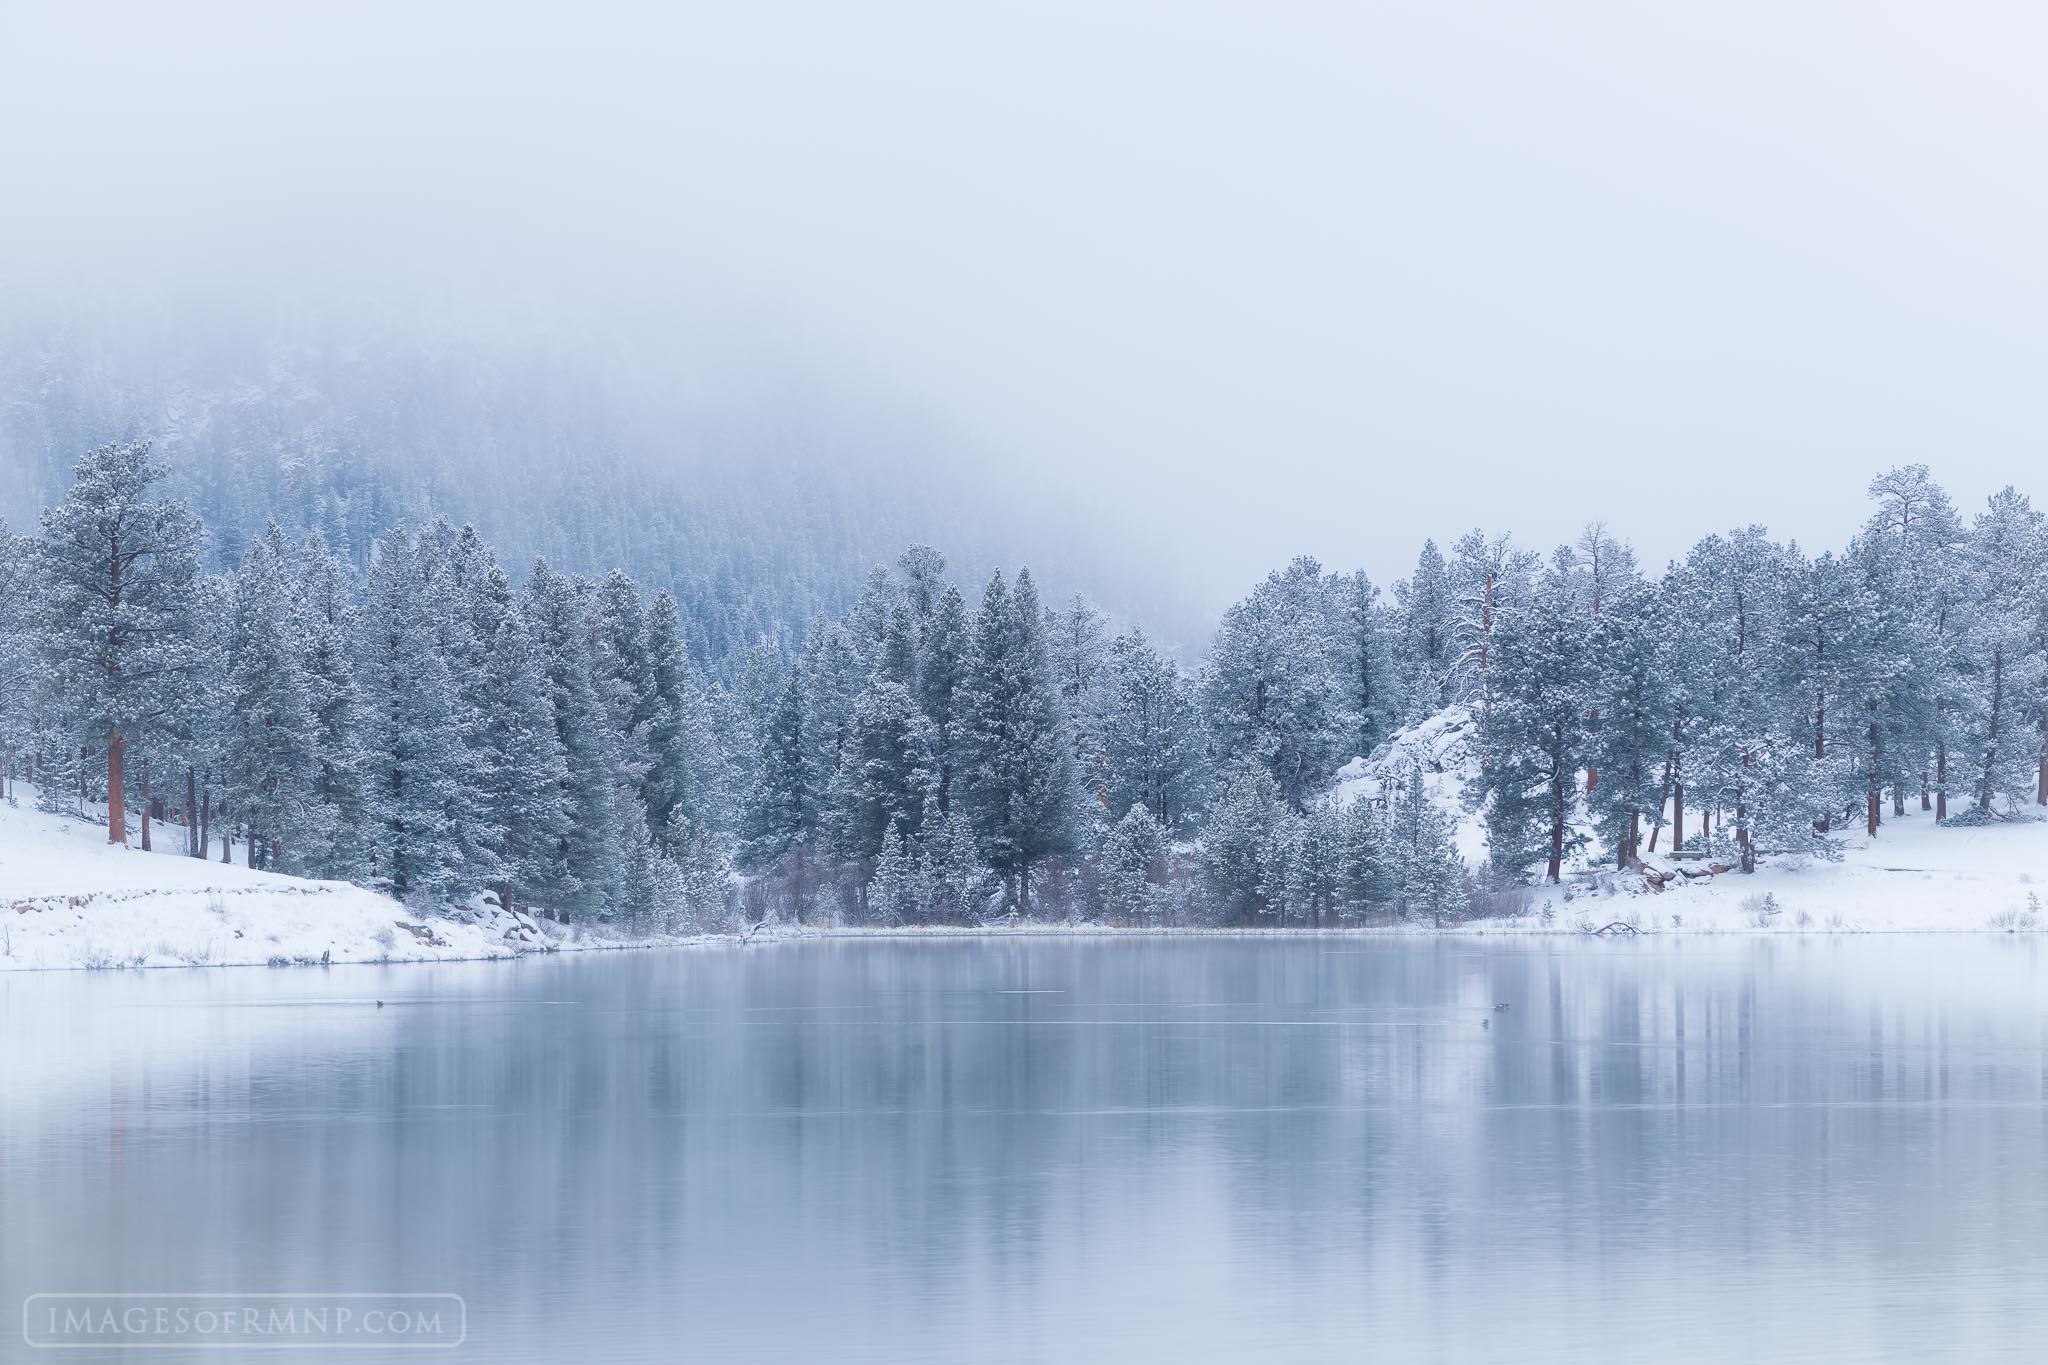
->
[10,774,2048,973]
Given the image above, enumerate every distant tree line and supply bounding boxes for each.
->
[2,447,2040,932]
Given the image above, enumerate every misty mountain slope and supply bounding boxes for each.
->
[0,313,1201,672]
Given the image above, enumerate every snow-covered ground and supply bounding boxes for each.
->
[0,787,711,971]
[1504,805,2048,933]
[1333,705,2048,933]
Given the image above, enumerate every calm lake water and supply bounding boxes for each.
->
[6,935,2048,1362]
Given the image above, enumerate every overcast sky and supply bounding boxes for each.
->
[5,1,2047,602]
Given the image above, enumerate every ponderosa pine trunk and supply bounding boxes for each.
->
[139,756,152,852]
[106,730,127,845]
[2038,719,2047,805]
[1547,770,1565,882]
[1648,749,1674,852]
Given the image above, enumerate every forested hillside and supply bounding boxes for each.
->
[0,312,1197,674]
[4,444,2044,933]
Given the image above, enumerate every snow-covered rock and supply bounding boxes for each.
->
[1330,705,1491,866]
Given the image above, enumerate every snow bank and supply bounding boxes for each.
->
[1527,804,2048,934]
[1329,705,2048,933]
[0,788,682,971]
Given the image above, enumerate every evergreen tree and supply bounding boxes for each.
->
[590,568,661,801]
[1480,565,1593,881]
[523,558,625,916]
[645,587,724,849]
[1048,593,1109,778]
[897,544,949,622]
[1095,803,1168,923]
[1198,766,1279,920]
[31,442,202,844]
[360,528,468,903]
[741,674,824,921]
[831,679,938,876]
[296,532,373,878]
[1583,581,1672,866]
[1202,556,1347,809]
[1100,628,1203,836]
[1338,570,1393,759]
[1389,762,1468,923]
[915,583,971,813]
[473,594,573,913]
[1394,538,1456,719]
[0,519,33,799]
[957,568,1076,911]
[1959,489,2047,812]
[1448,529,1538,715]
[225,531,321,872]
[1338,795,1393,919]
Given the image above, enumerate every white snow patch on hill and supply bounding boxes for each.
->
[1331,705,1492,866]
[0,788,564,970]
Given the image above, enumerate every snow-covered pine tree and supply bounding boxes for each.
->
[1863,466,1967,815]
[416,520,499,887]
[956,569,1077,912]
[830,678,938,885]
[1337,793,1392,920]
[31,442,202,844]
[1269,802,1342,928]
[1048,593,1109,789]
[590,569,661,803]
[644,587,727,852]
[869,819,918,924]
[295,532,373,878]
[1480,562,1593,882]
[1393,539,1456,720]
[1202,556,1347,810]
[1197,766,1279,921]
[0,519,36,799]
[360,527,469,904]
[1388,762,1468,923]
[1958,488,2048,813]
[1776,547,1871,833]
[898,545,948,622]
[917,796,986,922]
[225,530,321,872]
[1584,580,1673,867]
[1685,527,1800,862]
[472,575,573,915]
[799,621,864,801]
[1337,570,1393,760]
[1095,803,1167,924]
[878,602,919,690]
[1448,529,1538,717]
[741,673,824,921]
[522,558,626,917]
[176,574,236,859]
[915,583,971,814]
[662,808,733,930]
[1571,521,1638,617]
[1100,628,1204,837]
[842,565,901,675]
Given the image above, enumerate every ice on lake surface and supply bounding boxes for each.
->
[6,936,2047,1363]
